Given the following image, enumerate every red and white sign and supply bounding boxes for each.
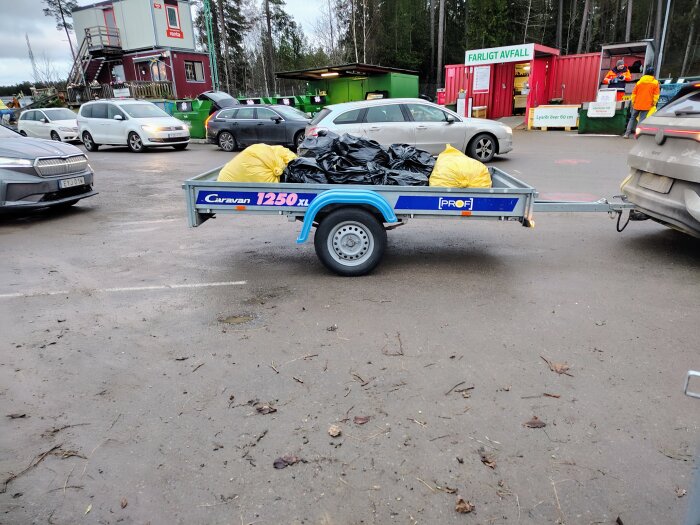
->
[167,28,183,39]
[153,2,162,8]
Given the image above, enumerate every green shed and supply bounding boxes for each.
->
[276,63,419,105]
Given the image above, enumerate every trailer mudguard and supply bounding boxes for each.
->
[296,189,398,243]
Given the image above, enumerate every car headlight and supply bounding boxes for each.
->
[58,127,74,132]
[503,126,513,134]
[141,125,163,133]
[0,157,33,167]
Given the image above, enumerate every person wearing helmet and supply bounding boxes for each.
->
[603,59,632,85]
[623,65,660,138]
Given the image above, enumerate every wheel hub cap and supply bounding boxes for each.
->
[331,224,371,262]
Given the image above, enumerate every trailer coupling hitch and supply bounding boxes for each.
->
[611,195,648,232]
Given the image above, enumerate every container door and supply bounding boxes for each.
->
[527,57,554,113]
[490,63,515,119]
[103,8,117,46]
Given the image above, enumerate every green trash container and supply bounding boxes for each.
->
[578,106,629,135]
[297,95,327,116]
[171,99,212,139]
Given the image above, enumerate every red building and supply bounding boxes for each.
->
[69,0,212,101]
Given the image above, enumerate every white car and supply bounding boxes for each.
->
[77,99,189,153]
[17,108,80,142]
[306,98,513,162]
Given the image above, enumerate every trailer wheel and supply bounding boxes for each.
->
[314,208,387,276]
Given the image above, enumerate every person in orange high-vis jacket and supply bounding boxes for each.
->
[603,59,632,85]
[624,66,660,138]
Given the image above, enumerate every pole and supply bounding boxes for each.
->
[625,0,633,41]
[657,0,672,73]
[436,0,445,86]
[203,0,220,91]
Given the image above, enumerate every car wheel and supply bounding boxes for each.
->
[314,208,387,276]
[172,143,188,150]
[293,131,305,151]
[128,132,146,153]
[50,131,61,142]
[467,133,496,163]
[82,131,99,152]
[218,131,236,152]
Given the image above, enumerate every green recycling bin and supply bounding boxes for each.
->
[578,106,629,135]
[171,99,212,139]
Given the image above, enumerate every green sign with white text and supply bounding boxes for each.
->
[465,44,535,66]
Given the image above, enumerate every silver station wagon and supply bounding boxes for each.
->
[305,98,513,162]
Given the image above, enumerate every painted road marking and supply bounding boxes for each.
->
[0,281,247,299]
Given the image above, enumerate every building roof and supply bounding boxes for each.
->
[276,63,418,81]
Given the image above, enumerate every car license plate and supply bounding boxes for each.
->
[169,132,185,138]
[59,176,85,189]
[638,172,673,194]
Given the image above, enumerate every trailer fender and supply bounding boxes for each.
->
[296,190,398,244]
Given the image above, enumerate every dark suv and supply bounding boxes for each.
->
[623,84,700,237]
[0,125,95,211]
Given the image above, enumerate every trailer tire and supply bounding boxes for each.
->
[314,208,387,276]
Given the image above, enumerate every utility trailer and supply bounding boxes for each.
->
[183,166,637,276]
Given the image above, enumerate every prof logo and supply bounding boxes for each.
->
[438,197,474,211]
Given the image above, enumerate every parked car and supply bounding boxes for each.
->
[77,99,189,153]
[206,104,310,152]
[197,91,239,114]
[305,98,513,162]
[622,84,700,238]
[17,108,79,142]
[0,125,95,211]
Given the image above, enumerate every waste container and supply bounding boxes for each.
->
[578,104,629,135]
[171,99,212,139]
[297,94,327,115]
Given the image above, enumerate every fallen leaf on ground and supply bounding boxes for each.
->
[273,455,302,469]
[543,392,561,398]
[120,497,128,509]
[455,496,475,513]
[675,487,687,498]
[327,324,338,331]
[6,413,27,419]
[328,425,342,437]
[478,447,496,469]
[436,484,457,494]
[174,356,189,361]
[523,416,547,428]
[540,355,574,376]
[353,416,370,425]
[255,403,277,415]
[84,504,92,515]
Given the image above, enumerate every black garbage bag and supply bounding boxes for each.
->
[298,131,340,158]
[335,133,390,166]
[317,152,378,185]
[387,144,435,175]
[283,158,329,184]
[367,162,429,186]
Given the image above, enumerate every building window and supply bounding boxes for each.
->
[184,61,205,82]
[166,5,180,29]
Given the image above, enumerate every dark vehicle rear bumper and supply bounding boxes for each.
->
[622,171,700,238]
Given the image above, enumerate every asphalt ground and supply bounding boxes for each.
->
[1,132,698,525]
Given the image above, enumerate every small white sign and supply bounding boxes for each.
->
[472,66,491,92]
[532,105,579,127]
[596,89,617,102]
[465,43,534,66]
[113,87,130,98]
[587,100,616,118]
[456,97,466,117]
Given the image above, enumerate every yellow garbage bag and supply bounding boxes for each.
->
[217,144,297,183]
[429,144,492,188]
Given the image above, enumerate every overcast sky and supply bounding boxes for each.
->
[0,0,319,86]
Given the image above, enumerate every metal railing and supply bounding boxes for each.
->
[85,26,121,51]
[66,81,174,104]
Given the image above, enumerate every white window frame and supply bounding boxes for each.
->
[184,60,205,83]
[166,4,181,29]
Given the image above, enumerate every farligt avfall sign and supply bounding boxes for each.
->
[465,43,535,66]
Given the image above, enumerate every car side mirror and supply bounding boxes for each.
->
[114,114,123,121]
[271,116,282,123]
[40,118,48,124]
[446,116,455,124]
